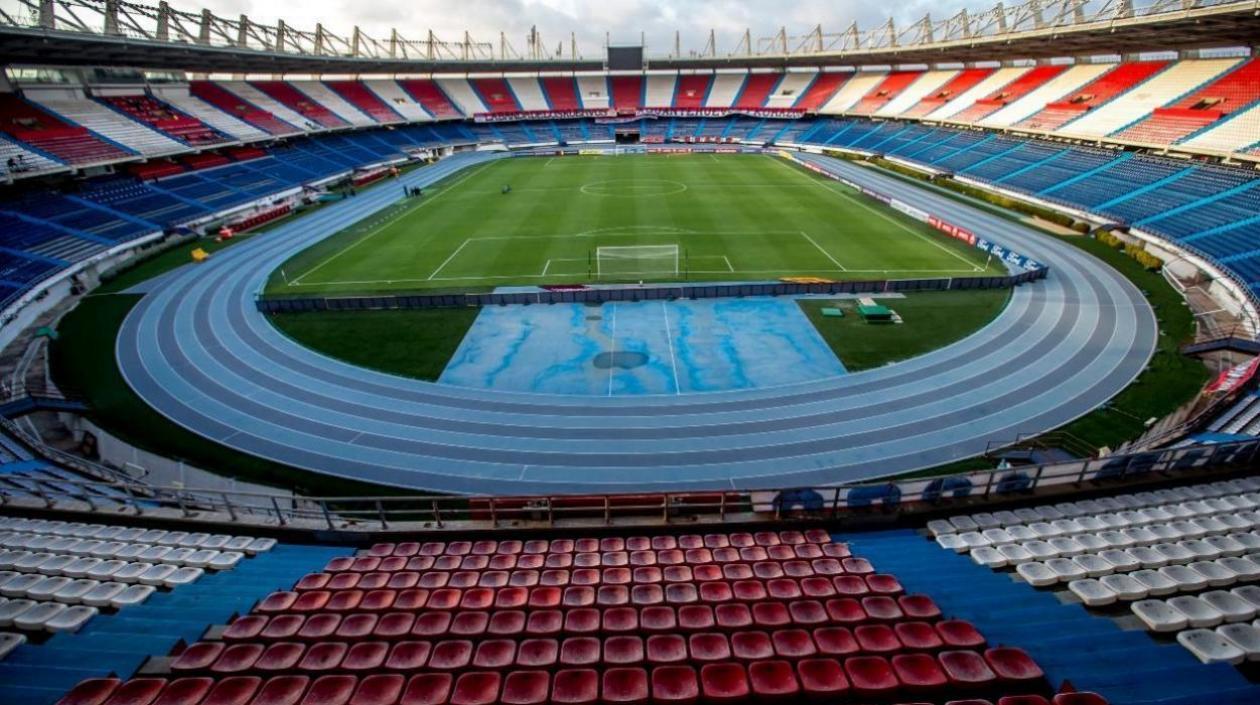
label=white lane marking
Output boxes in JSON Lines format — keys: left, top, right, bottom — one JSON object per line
{"left": 661, "top": 301, "right": 681, "bottom": 395}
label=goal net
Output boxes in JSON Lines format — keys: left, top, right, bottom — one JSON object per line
{"left": 595, "top": 245, "right": 680, "bottom": 279}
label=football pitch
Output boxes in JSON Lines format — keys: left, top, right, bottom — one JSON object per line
{"left": 266, "top": 153, "right": 998, "bottom": 295}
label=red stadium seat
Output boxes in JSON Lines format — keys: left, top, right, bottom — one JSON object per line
{"left": 215, "top": 644, "right": 268, "bottom": 674}
{"left": 732, "top": 581, "right": 767, "bottom": 602}
{"left": 154, "top": 678, "right": 213, "bottom": 705}
{"left": 833, "top": 576, "right": 870, "bottom": 597}
{"left": 699, "top": 663, "right": 749, "bottom": 703}
{"left": 748, "top": 660, "right": 800, "bottom": 698}
{"left": 488, "top": 611, "right": 526, "bottom": 637}
{"left": 940, "top": 650, "right": 999, "bottom": 688}
{"left": 400, "top": 674, "right": 452, "bottom": 705}
{"left": 551, "top": 539, "right": 575, "bottom": 554}
{"left": 662, "top": 566, "right": 692, "bottom": 583}
{"left": 714, "top": 604, "right": 752, "bottom": 631}
{"left": 783, "top": 561, "right": 813, "bottom": 578}
{"left": 813, "top": 627, "right": 860, "bottom": 657}
{"left": 299, "top": 675, "right": 352, "bottom": 705}
{"left": 342, "top": 642, "right": 388, "bottom": 672}
{"left": 494, "top": 587, "right": 527, "bottom": 609}
{"left": 224, "top": 616, "right": 268, "bottom": 641}
{"left": 563, "top": 609, "right": 599, "bottom": 636}
{"left": 297, "top": 643, "right": 347, "bottom": 673}
{"left": 755, "top": 532, "right": 782, "bottom": 547}
{"left": 419, "top": 573, "right": 449, "bottom": 589}
{"left": 509, "top": 571, "right": 538, "bottom": 587}
{"left": 572, "top": 570, "right": 600, "bottom": 586}
{"left": 985, "top": 648, "right": 1045, "bottom": 686}
{"left": 326, "top": 592, "right": 365, "bottom": 612}
{"left": 899, "top": 595, "right": 941, "bottom": 620}
{"left": 597, "top": 586, "right": 630, "bottom": 607}
{"left": 296, "top": 574, "right": 332, "bottom": 591}
{"left": 349, "top": 675, "right": 404, "bottom": 705}
{"left": 360, "top": 590, "right": 397, "bottom": 611}
{"left": 800, "top": 577, "right": 836, "bottom": 598}
{"left": 893, "top": 653, "right": 948, "bottom": 691}
{"left": 855, "top": 624, "right": 902, "bottom": 654}
{"left": 551, "top": 669, "right": 598, "bottom": 705}
{"left": 646, "top": 634, "right": 687, "bottom": 665}
{"left": 527, "top": 610, "right": 564, "bottom": 636}
{"left": 97, "top": 679, "right": 166, "bottom": 705}
{"left": 565, "top": 587, "right": 596, "bottom": 608}
{"left": 428, "top": 590, "right": 461, "bottom": 610}
{"left": 796, "top": 658, "right": 850, "bottom": 698}
{"left": 603, "top": 607, "right": 639, "bottom": 634}
{"left": 698, "top": 582, "right": 732, "bottom": 603}
{"left": 450, "top": 673, "right": 499, "bottom": 705}
{"left": 688, "top": 566, "right": 719, "bottom": 583}
{"left": 631, "top": 585, "right": 663, "bottom": 607}
{"left": 751, "top": 602, "right": 790, "bottom": 629}
{"left": 640, "top": 606, "right": 677, "bottom": 633}
{"left": 601, "top": 668, "right": 649, "bottom": 705}
{"left": 824, "top": 599, "right": 866, "bottom": 624}
{"left": 604, "top": 568, "right": 632, "bottom": 585}
{"left": 895, "top": 622, "right": 944, "bottom": 651}
{"left": 862, "top": 597, "right": 903, "bottom": 622}
{"left": 844, "top": 656, "right": 899, "bottom": 698}
{"left": 250, "top": 674, "right": 307, "bottom": 705}
{"left": 730, "top": 631, "right": 773, "bottom": 661}
{"left": 202, "top": 677, "right": 262, "bottom": 705}
{"left": 298, "top": 615, "right": 341, "bottom": 641}
{"left": 542, "top": 570, "right": 571, "bottom": 587}
{"left": 688, "top": 633, "right": 731, "bottom": 662}
{"left": 1051, "top": 694, "right": 1109, "bottom": 705}
{"left": 604, "top": 635, "right": 645, "bottom": 666}
{"left": 722, "top": 565, "right": 752, "bottom": 581}
{"left": 937, "top": 621, "right": 986, "bottom": 649}
{"left": 472, "top": 640, "right": 515, "bottom": 669}
{"left": 754, "top": 562, "right": 784, "bottom": 580}
{"left": 518, "top": 555, "right": 543, "bottom": 571}
{"left": 373, "top": 613, "right": 415, "bottom": 640}
{"left": 173, "top": 642, "right": 225, "bottom": 671}
{"left": 335, "top": 614, "right": 378, "bottom": 640}
{"left": 789, "top": 600, "right": 828, "bottom": 626}
{"left": 771, "top": 629, "right": 817, "bottom": 659}
{"left": 665, "top": 584, "right": 698, "bottom": 605}
{"left": 515, "top": 639, "right": 559, "bottom": 669}
{"left": 767, "top": 579, "right": 801, "bottom": 601}
{"left": 649, "top": 666, "right": 699, "bottom": 705}
{"left": 385, "top": 642, "right": 430, "bottom": 670}
{"left": 261, "top": 616, "right": 304, "bottom": 641}
{"left": 821, "top": 543, "right": 851, "bottom": 558}
{"left": 560, "top": 637, "right": 601, "bottom": 667}
{"left": 811, "top": 559, "right": 843, "bottom": 576}
{"left": 997, "top": 697, "right": 1051, "bottom": 705}
{"left": 651, "top": 537, "right": 678, "bottom": 551}
{"left": 500, "top": 672, "right": 549, "bottom": 705}
{"left": 394, "top": 590, "right": 429, "bottom": 610}
{"left": 675, "top": 606, "right": 715, "bottom": 634}
{"left": 633, "top": 567, "right": 662, "bottom": 584}
{"left": 450, "top": 612, "right": 489, "bottom": 638}
{"left": 428, "top": 641, "right": 473, "bottom": 671}
{"left": 866, "top": 575, "right": 904, "bottom": 595}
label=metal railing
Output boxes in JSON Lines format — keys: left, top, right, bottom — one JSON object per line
{"left": 2, "top": 438, "right": 1255, "bottom": 534}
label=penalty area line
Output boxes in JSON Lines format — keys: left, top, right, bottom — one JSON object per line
{"left": 428, "top": 239, "right": 472, "bottom": 280}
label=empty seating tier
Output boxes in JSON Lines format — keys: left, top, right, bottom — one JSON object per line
{"left": 98, "top": 94, "right": 231, "bottom": 147}
{"left": 55, "top": 529, "right": 1100, "bottom": 705}
{"left": 0, "top": 94, "right": 130, "bottom": 165}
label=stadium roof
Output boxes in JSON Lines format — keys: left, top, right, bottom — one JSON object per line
{"left": 0, "top": 0, "right": 1257, "bottom": 74}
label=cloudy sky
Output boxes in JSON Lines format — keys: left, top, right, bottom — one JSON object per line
{"left": 177, "top": 0, "right": 986, "bottom": 58}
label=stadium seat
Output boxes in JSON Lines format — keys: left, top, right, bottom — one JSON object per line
{"left": 698, "top": 663, "right": 749, "bottom": 703}
{"left": 985, "top": 647, "right": 1046, "bottom": 685}
{"left": 893, "top": 652, "right": 949, "bottom": 691}
{"left": 601, "top": 667, "right": 649, "bottom": 704}
{"left": 400, "top": 674, "right": 452, "bottom": 705}
{"left": 748, "top": 660, "right": 800, "bottom": 698}
{"left": 552, "top": 669, "right": 599, "bottom": 705}
{"left": 56, "top": 679, "right": 121, "bottom": 705}
{"left": 349, "top": 675, "right": 404, "bottom": 705}
{"left": 940, "top": 650, "right": 999, "bottom": 688}
{"left": 844, "top": 656, "right": 899, "bottom": 698}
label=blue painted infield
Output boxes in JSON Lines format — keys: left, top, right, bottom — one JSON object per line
{"left": 439, "top": 296, "right": 847, "bottom": 396}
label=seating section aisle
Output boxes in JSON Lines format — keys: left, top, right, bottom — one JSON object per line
{"left": 54, "top": 529, "right": 1105, "bottom": 705}
{"left": 923, "top": 476, "right": 1260, "bottom": 703}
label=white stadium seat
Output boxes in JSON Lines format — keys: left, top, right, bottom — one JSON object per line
{"left": 1217, "top": 623, "right": 1260, "bottom": 661}
{"left": 1177, "top": 629, "right": 1246, "bottom": 665}
{"left": 1133, "top": 599, "right": 1191, "bottom": 632}
{"left": 1168, "top": 596, "right": 1225, "bottom": 628}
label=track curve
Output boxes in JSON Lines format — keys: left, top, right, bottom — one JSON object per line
{"left": 115, "top": 152, "right": 1158, "bottom": 494}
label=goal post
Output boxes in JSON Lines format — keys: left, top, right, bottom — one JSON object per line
{"left": 594, "top": 244, "right": 680, "bottom": 279}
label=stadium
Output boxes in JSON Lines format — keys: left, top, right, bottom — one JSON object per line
{"left": 0, "top": 0, "right": 1258, "bottom": 702}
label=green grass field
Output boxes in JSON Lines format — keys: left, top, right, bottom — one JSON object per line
{"left": 266, "top": 154, "right": 997, "bottom": 296}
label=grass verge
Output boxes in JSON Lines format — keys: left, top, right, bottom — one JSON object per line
{"left": 267, "top": 308, "right": 480, "bottom": 382}
{"left": 797, "top": 289, "right": 1011, "bottom": 372}
{"left": 50, "top": 293, "right": 405, "bottom": 496}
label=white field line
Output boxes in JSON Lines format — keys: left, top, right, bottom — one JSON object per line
{"left": 800, "top": 231, "right": 847, "bottom": 272}
{"left": 722, "top": 256, "right": 735, "bottom": 273}
{"left": 291, "top": 162, "right": 492, "bottom": 285}
{"left": 464, "top": 230, "right": 804, "bottom": 242}
{"left": 661, "top": 301, "right": 681, "bottom": 395}
{"left": 286, "top": 266, "right": 982, "bottom": 286}
{"left": 427, "top": 239, "right": 472, "bottom": 280}
{"left": 540, "top": 259, "right": 551, "bottom": 276}
{"left": 768, "top": 156, "right": 987, "bottom": 272}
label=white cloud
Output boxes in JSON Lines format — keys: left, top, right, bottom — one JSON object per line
{"left": 177, "top": 0, "right": 988, "bottom": 58}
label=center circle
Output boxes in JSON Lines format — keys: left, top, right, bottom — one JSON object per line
{"left": 580, "top": 179, "right": 688, "bottom": 197}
